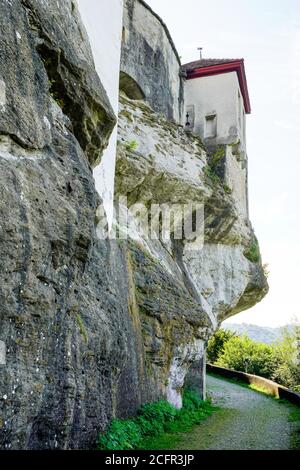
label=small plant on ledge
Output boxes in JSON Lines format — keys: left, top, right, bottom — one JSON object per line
{"left": 223, "top": 184, "right": 233, "bottom": 194}
{"left": 244, "top": 237, "right": 260, "bottom": 263}
{"left": 125, "top": 139, "right": 138, "bottom": 151}
{"left": 204, "top": 164, "right": 221, "bottom": 185}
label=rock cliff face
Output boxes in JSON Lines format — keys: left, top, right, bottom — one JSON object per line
{"left": 0, "top": 0, "right": 268, "bottom": 450}
{"left": 0, "top": 0, "right": 123, "bottom": 450}
{"left": 115, "top": 94, "right": 268, "bottom": 407}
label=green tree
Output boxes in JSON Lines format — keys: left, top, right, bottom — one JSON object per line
{"left": 272, "top": 324, "right": 300, "bottom": 390}
{"left": 216, "top": 335, "right": 275, "bottom": 378}
{"left": 207, "top": 328, "right": 236, "bottom": 364}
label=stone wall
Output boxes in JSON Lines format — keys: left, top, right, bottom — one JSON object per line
{"left": 207, "top": 364, "right": 300, "bottom": 406}
{"left": 121, "top": 0, "right": 184, "bottom": 123}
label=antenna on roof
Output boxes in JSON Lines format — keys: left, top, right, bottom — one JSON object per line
{"left": 197, "top": 47, "right": 203, "bottom": 60}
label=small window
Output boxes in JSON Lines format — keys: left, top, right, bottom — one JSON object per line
{"left": 185, "top": 105, "right": 195, "bottom": 131}
{"left": 122, "top": 27, "right": 126, "bottom": 43}
{"left": 205, "top": 114, "right": 217, "bottom": 138}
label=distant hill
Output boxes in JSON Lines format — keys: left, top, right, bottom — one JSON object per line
{"left": 221, "top": 322, "right": 290, "bottom": 344}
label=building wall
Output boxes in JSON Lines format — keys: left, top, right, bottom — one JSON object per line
{"left": 185, "top": 71, "right": 248, "bottom": 217}
{"left": 77, "top": 0, "right": 124, "bottom": 227}
{"left": 185, "top": 72, "right": 246, "bottom": 150}
{"left": 224, "top": 145, "right": 248, "bottom": 217}
{"left": 121, "top": 0, "right": 184, "bottom": 123}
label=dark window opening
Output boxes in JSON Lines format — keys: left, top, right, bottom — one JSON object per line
{"left": 119, "top": 71, "right": 145, "bottom": 100}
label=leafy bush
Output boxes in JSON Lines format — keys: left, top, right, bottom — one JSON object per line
{"left": 207, "top": 328, "right": 236, "bottom": 364}
{"left": 271, "top": 326, "right": 300, "bottom": 390}
{"left": 97, "top": 419, "right": 141, "bottom": 450}
{"left": 165, "top": 390, "right": 213, "bottom": 433}
{"left": 204, "top": 165, "right": 221, "bottom": 184}
{"left": 97, "top": 389, "right": 215, "bottom": 450}
{"left": 210, "top": 146, "right": 226, "bottom": 168}
{"left": 223, "top": 184, "right": 232, "bottom": 194}
{"left": 216, "top": 335, "right": 275, "bottom": 378}
{"left": 209, "top": 325, "right": 300, "bottom": 392}
{"left": 137, "top": 401, "right": 177, "bottom": 437}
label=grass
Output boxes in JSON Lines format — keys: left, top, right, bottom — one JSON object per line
{"left": 280, "top": 400, "right": 300, "bottom": 449}
{"left": 96, "top": 389, "right": 217, "bottom": 450}
{"left": 287, "top": 406, "right": 300, "bottom": 422}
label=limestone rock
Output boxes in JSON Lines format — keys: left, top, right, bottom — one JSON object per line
{"left": 115, "top": 94, "right": 268, "bottom": 403}
{"left": 0, "top": 0, "right": 119, "bottom": 450}
{"left": 0, "top": 1, "right": 268, "bottom": 451}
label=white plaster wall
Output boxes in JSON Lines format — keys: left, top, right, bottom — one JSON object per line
{"left": 185, "top": 72, "right": 246, "bottom": 149}
{"left": 76, "top": 0, "right": 123, "bottom": 227}
{"left": 225, "top": 146, "right": 248, "bottom": 217}
{"left": 185, "top": 72, "right": 248, "bottom": 216}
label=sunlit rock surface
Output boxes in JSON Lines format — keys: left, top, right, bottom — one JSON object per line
{"left": 115, "top": 94, "right": 268, "bottom": 406}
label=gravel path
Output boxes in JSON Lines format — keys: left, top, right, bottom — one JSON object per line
{"left": 174, "top": 375, "right": 300, "bottom": 450}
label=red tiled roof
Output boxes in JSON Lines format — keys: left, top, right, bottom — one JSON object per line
{"left": 182, "top": 58, "right": 251, "bottom": 114}
{"left": 182, "top": 58, "right": 241, "bottom": 71}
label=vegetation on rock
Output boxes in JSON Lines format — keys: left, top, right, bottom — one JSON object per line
{"left": 96, "top": 389, "right": 216, "bottom": 450}
{"left": 244, "top": 237, "right": 261, "bottom": 263}
{"left": 125, "top": 139, "right": 138, "bottom": 151}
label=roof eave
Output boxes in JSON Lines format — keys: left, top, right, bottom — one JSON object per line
{"left": 185, "top": 60, "right": 251, "bottom": 114}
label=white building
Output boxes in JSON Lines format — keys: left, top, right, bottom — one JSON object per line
{"left": 182, "top": 59, "right": 251, "bottom": 217}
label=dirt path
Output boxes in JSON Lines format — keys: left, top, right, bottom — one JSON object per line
{"left": 174, "top": 375, "right": 300, "bottom": 450}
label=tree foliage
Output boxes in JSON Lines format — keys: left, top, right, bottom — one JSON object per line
{"left": 209, "top": 325, "right": 300, "bottom": 391}
{"left": 215, "top": 335, "right": 275, "bottom": 378}
{"left": 207, "top": 328, "right": 236, "bottom": 364}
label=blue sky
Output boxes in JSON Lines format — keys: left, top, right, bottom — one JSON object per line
{"left": 147, "top": 0, "right": 300, "bottom": 327}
